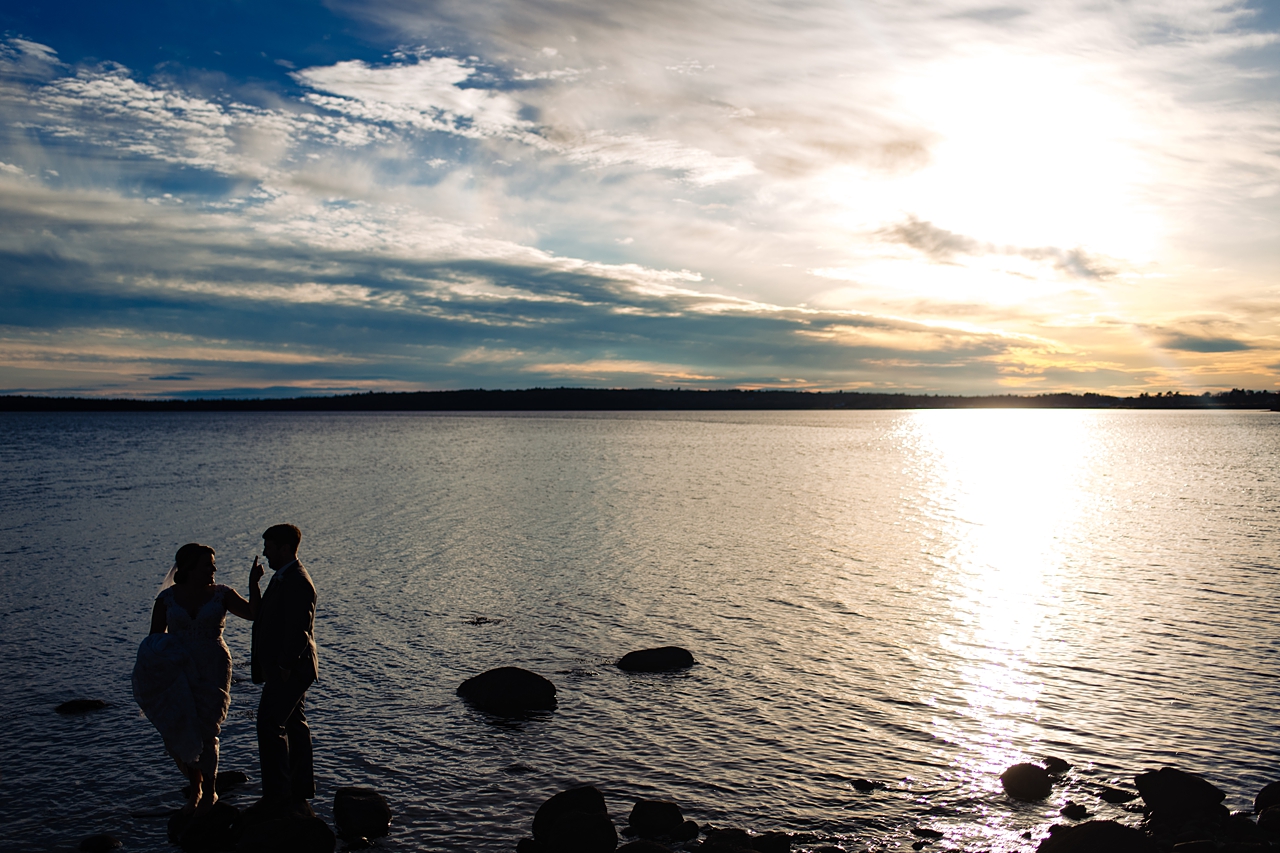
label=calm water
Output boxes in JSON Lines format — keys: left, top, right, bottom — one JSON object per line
{"left": 1, "top": 410, "right": 1279, "bottom": 852}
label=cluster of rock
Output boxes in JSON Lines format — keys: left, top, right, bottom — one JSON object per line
{"left": 514, "top": 785, "right": 788, "bottom": 853}
{"left": 88, "top": 778, "right": 393, "bottom": 853}
{"left": 994, "top": 760, "right": 1280, "bottom": 853}
{"left": 456, "top": 646, "right": 696, "bottom": 713}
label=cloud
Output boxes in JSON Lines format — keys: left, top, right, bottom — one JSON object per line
{"left": 881, "top": 216, "right": 1115, "bottom": 279}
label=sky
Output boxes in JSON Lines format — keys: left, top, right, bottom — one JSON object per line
{"left": 1, "top": 0, "right": 1278, "bottom": 398}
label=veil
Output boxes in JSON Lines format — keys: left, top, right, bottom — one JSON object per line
{"left": 157, "top": 563, "right": 179, "bottom": 595}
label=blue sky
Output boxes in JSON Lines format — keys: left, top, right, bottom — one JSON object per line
{"left": 1, "top": 0, "right": 1278, "bottom": 397}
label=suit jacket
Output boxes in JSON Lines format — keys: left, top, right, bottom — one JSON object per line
{"left": 251, "top": 560, "right": 319, "bottom": 685}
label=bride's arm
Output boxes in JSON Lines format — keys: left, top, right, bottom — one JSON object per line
{"left": 149, "top": 597, "right": 167, "bottom": 634}
{"left": 224, "top": 586, "right": 254, "bottom": 620}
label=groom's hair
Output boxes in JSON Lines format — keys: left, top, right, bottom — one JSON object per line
{"left": 263, "top": 523, "right": 302, "bottom": 551}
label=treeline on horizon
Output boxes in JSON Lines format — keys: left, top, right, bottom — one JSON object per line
{"left": 1, "top": 387, "right": 1278, "bottom": 412}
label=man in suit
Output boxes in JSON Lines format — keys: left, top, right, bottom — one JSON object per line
{"left": 249, "top": 523, "right": 318, "bottom": 806}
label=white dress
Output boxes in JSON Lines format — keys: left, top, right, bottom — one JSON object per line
{"left": 132, "top": 585, "right": 234, "bottom": 765}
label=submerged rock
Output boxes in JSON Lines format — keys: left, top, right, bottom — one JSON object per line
{"left": 1059, "top": 801, "right": 1089, "bottom": 820}
{"left": 334, "top": 786, "right": 392, "bottom": 841}
{"left": 78, "top": 834, "right": 122, "bottom": 852}
{"left": 1098, "top": 786, "right": 1139, "bottom": 804}
{"left": 1000, "top": 763, "right": 1052, "bottom": 801}
{"left": 457, "top": 667, "right": 557, "bottom": 712}
{"left": 56, "top": 699, "right": 108, "bottom": 714}
{"left": 1043, "top": 756, "right": 1072, "bottom": 775}
{"left": 1035, "top": 819, "right": 1155, "bottom": 852}
{"left": 851, "top": 779, "right": 886, "bottom": 792}
{"left": 617, "top": 647, "right": 695, "bottom": 673}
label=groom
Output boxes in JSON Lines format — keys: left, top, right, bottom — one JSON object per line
{"left": 249, "top": 523, "right": 318, "bottom": 807}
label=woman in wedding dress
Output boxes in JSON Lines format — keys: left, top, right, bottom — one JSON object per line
{"left": 132, "top": 543, "right": 256, "bottom": 813}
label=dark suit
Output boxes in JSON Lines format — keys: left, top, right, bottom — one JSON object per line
{"left": 251, "top": 560, "right": 318, "bottom": 800}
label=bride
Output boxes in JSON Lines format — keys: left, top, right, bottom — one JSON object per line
{"left": 132, "top": 543, "right": 256, "bottom": 813}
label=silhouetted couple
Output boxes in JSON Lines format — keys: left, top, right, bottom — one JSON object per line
{"left": 132, "top": 524, "right": 318, "bottom": 816}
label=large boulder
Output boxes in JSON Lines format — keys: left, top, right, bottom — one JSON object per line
{"left": 1256, "top": 781, "right": 1280, "bottom": 814}
{"left": 457, "top": 667, "right": 557, "bottom": 712}
{"left": 533, "top": 786, "right": 617, "bottom": 853}
{"left": 168, "top": 801, "right": 239, "bottom": 852}
{"left": 1134, "top": 768, "right": 1225, "bottom": 816}
{"left": 1000, "top": 763, "right": 1052, "bottom": 801}
{"left": 333, "top": 787, "right": 391, "bottom": 841}
{"left": 1035, "top": 820, "right": 1154, "bottom": 852}
{"left": 617, "top": 647, "right": 695, "bottom": 673}
{"left": 628, "top": 801, "right": 684, "bottom": 839}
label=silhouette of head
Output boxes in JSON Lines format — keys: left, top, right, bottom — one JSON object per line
{"left": 262, "top": 523, "right": 301, "bottom": 569}
{"left": 173, "top": 543, "right": 216, "bottom": 585}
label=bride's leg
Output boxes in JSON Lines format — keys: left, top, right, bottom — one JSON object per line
{"left": 185, "top": 764, "right": 202, "bottom": 813}
{"left": 195, "top": 737, "right": 219, "bottom": 813}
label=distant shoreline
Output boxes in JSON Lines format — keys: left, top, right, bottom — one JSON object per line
{"left": 2, "top": 388, "right": 1278, "bottom": 412}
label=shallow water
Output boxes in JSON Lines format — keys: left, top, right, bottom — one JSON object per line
{"left": 1, "top": 410, "right": 1278, "bottom": 852}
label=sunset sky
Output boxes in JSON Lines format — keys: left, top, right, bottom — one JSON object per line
{"left": 1, "top": 0, "right": 1278, "bottom": 397}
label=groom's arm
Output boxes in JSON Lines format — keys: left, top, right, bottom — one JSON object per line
{"left": 273, "top": 576, "right": 317, "bottom": 679}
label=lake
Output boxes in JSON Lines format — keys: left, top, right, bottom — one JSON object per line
{"left": 1, "top": 409, "right": 1278, "bottom": 852}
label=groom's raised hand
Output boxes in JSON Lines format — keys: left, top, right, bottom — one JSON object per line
{"left": 250, "top": 555, "right": 265, "bottom": 586}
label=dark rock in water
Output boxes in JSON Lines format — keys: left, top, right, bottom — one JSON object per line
{"left": 1135, "top": 767, "right": 1225, "bottom": 816}
{"left": 1034, "top": 819, "right": 1155, "bottom": 852}
{"left": 1256, "top": 781, "right": 1280, "bottom": 814}
{"left": 167, "top": 800, "right": 238, "bottom": 852}
{"left": 1257, "top": 805, "right": 1280, "bottom": 832}
{"left": 333, "top": 786, "right": 392, "bottom": 841}
{"left": 1098, "top": 786, "right": 1139, "bottom": 804}
{"left": 457, "top": 667, "right": 557, "bottom": 712}
{"left": 617, "top": 647, "right": 695, "bottom": 673}
{"left": 217, "top": 770, "right": 249, "bottom": 791}
{"left": 1043, "top": 756, "right": 1072, "bottom": 775}
{"left": 851, "top": 778, "right": 886, "bottom": 792}
{"left": 1059, "top": 801, "right": 1089, "bottom": 820}
{"left": 517, "top": 838, "right": 543, "bottom": 853}
{"left": 751, "top": 832, "right": 790, "bottom": 853}
{"left": 533, "top": 786, "right": 616, "bottom": 853}
{"left": 1000, "top": 763, "right": 1052, "bottom": 801}
{"left": 701, "top": 828, "right": 753, "bottom": 852}
{"left": 628, "top": 801, "right": 683, "bottom": 839}
{"left": 78, "top": 834, "right": 122, "bottom": 852}
{"left": 911, "top": 827, "right": 943, "bottom": 839}
{"left": 674, "top": 821, "right": 700, "bottom": 842}
{"left": 618, "top": 842, "right": 672, "bottom": 853}
{"left": 237, "top": 814, "right": 336, "bottom": 853}
{"left": 56, "top": 699, "right": 108, "bottom": 714}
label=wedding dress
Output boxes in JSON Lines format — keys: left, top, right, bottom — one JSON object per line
{"left": 132, "top": 585, "right": 234, "bottom": 766}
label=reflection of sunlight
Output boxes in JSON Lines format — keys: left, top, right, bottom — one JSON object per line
{"left": 902, "top": 410, "right": 1099, "bottom": 792}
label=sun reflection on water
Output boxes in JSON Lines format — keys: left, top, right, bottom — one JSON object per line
{"left": 900, "top": 411, "right": 1102, "bottom": 797}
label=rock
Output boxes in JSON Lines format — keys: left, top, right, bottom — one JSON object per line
{"left": 1256, "top": 782, "right": 1280, "bottom": 814}
{"left": 701, "top": 829, "right": 753, "bottom": 852}
{"left": 236, "top": 815, "right": 336, "bottom": 853}
{"left": 618, "top": 842, "right": 673, "bottom": 853}
{"left": 218, "top": 770, "right": 249, "bottom": 791}
{"left": 674, "top": 821, "right": 700, "bottom": 842}
{"left": 1170, "top": 842, "right": 1215, "bottom": 852}
{"left": 751, "top": 832, "right": 790, "bottom": 853}
{"left": 1035, "top": 819, "right": 1156, "bottom": 852}
{"left": 851, "top": 779, "right": 886, "bottom": 792}
{"left": 79, "top": 834, "right": 122, "bottom": 852}
{"left": 628, "top": 801, "right": 684, "bottom": 839}
{"left": 1000, "top": 763, "right": 1052, "bottom": 801}
{"left": 1043, "top": 757, "right": 1072, "bottom": 775}
{"left": 333, "top": 786, "right": 392, "bottom": 841}
{"left": 167, "top": 800, "right": 239, "bottom": 852}
{"left": 1135, "top": 768, "right": 1225, "bottom": 817}
{"left": 457, "top": 667, "right": 557, "bottom": 712}
{"left": 56, "top": 699, "right": 108, "bottom": 714}
{"left": 617, "top": 647, "right": 695, "bottom": 673}
{"left": 533, "top": 786, "right": 616, "bottom": 853}
{"left": 1099, "top": 786, "right": 1139, "bottom": 804}
{"left": 1060, "top": 801, "right": 1089, "bottom": 820}
{"left": 1257, "top": 805, "right": 1280, "bottom": 832}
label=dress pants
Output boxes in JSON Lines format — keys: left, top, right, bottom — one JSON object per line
{"left": 257, "top": 668, "right": 315, "bottom": 800}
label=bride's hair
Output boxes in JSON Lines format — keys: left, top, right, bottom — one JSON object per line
{"left": 173, "top": 543, "right": 215, "bottom": 585}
